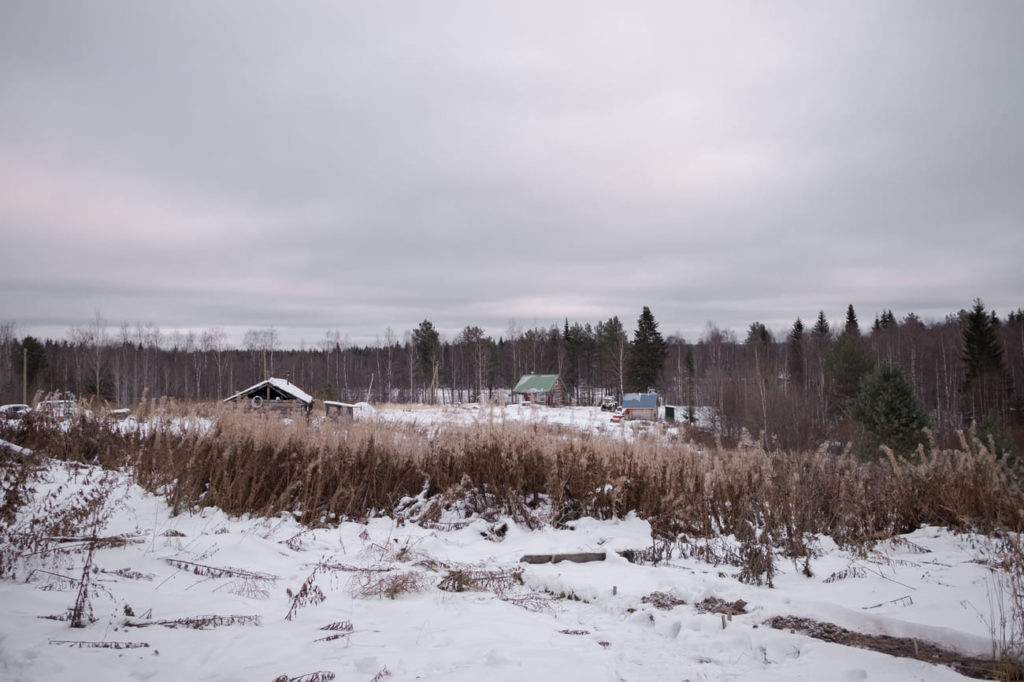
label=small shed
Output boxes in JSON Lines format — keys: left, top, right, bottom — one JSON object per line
{"left": 512, "top": 374, "right": 567, "bottom": 407}
{"left": 224, "top": 378, "right": 314, "bottom": 415}
{"left": 621, "top": 393, "right": 658, "bottom": 420}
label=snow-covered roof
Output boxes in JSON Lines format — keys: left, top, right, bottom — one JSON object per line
{"left": 223, "top": 378, "right": 314, "bottom": 405}
{"left": 622, "top": 393, "right": 658, "bottom": 409}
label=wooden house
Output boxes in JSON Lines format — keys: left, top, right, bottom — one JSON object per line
{"left": 224, "top": 378, "right": 314, "bottom": 415}
{"left": 512, "top": 374, "right": 567, "bottom": 407}
{"left": 621, "top": 393, "right": 658, "bottom": 420}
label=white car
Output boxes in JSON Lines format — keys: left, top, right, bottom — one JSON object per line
{"left": 35, "top": 400, "right": 79, "bottom": 420}
{"left": 0, "top": 404, "right": 31, "bottom": 420}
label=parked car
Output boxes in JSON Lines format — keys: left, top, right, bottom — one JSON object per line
{"left": 0, "top": 404, "right": 30, "bottom": 420}
{"left": 599, "top": 397, "right": 618, "bottom": 412}
{"left": 35, "top": 399, "right": 79, "bottom": 421}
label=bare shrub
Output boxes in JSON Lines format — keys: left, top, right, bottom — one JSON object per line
{"left": 126, "top": 614, "right": 261, "bottom": 629}
{"left": 163, "top": 557, "right": 277, "bottom": 600}
{"left": 49, "top": 640, "right": 149, "bottom": 649}
{"left": 437, "top": 567, "right": 522, "bottom": 595}
{"left": 320, "top": 620, "right": 354, "bottom": 632}
{"left": 165, "top": 558, "right": 277, "bottom": 582}
{"left": 350, "top": 569, "right": 428, "bottom": 599}
{"left": 69, "top": 536, "right": 98, "bottom": 628}
{"left": 286, "top": 566, "right": 327, "bottom": 621}
{"left": 273, "top": 672, "right": 335, "bottom": 682}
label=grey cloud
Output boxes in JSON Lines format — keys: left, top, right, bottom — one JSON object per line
{"left": 2, "top": 1, "right": 1022, "bottom": 347}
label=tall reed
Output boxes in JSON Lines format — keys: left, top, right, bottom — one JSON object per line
{"left": 4, "top": 403, "right": 1022, "bottom": 550}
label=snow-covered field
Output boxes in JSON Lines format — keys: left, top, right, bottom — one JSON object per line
{"left": 376, "top": 403, "right": 624, "bottom": 430}
{"left": 369, "top": 403, "right": 718, "bottom": 442}
{"left": 0, "top": 407, "right": 1013, "bottom": 681}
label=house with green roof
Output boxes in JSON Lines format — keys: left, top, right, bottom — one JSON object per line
{"left": 512, "top": 373, "right": 567, "bottom": 407}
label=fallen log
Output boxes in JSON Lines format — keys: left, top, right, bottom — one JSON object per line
{"left": 520, "top": 552, "right": 606, "bottom": 565}
{"left": 0, "top": 438, "right": 33, "bottom": 456}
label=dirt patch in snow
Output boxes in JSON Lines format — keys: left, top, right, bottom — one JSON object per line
{"left": 766, "top": 615, "right": 996, "bottom": 679}
{"left": 641, "top": 591, "right": 686, "bottom": 610}
{"left": 696, "top": 597, "right": 747, "bottom": 616}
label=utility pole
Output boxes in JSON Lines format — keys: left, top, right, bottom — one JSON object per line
{"left": 23, "top": 346, "right": 28, "bottom": 405}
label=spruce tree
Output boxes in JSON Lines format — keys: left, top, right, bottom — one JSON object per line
{"left": 823, "top": 329, "right": 874, "bottom": 414}
{"left": 849, "top": 363, "right": 930, "bottom": 458}
{"left": 844, "top": 304, "right": 860, "bottom": 336}
{"left": 961, "top": 298, "right": 1008, "bottom": 424}
{"left": 812, "top": 311, "right": 830, "bottom": 339}
{"left": 788, "top": 318, "right": 805, "bottom": 386}
{"left": 626, "top": 306, "right": 667, "bottom": 393}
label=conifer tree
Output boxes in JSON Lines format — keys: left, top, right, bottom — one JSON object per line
{"left": 597, "top": 316, "right": 629, "bottom": 399}
{"left": 788, "top": 318, "right": 805, "bottom": 386}
{"left": 412, "top": 319, "right": 440, "bottom": 401}
{"left": 844, "top": 304, "right": 860, "bottom": 336}
{"left": 812, "top": 311, "right": 830, "bottom": 339}
{"left": 849, "top": 363, "right": 930, "bottom": 458}
{"left": 626, "top": 306, "right": 667, "bottom": 393}
{"left": 745, "top": 322, "right": 770, "bottom": 348}
{"left": 961, "top": 299, "right": 1008, "bottom": 423}
{"left": 823, "top": 326, "right": 874, "bottom": 415}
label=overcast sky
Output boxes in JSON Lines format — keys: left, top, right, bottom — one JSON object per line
{"left": 2, "top": 1, "right": 1021, "bottom": 348}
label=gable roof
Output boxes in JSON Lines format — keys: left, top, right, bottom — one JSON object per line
{"left": 223, "top": 378, "right": 314, "bottom": 405}
{"left": 512, "top": 374, "right": 560, "bottom": 394}
{"left": 622, "top": 393, "right": 658, "bottom": 409}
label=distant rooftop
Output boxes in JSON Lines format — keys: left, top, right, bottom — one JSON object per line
{"left": 223, "top": 377, "right": 314, "bottom": 405}
{"left": 622, "top": 393, "right": 657, "bottom": 409}
{"left": 512, "top": 374, "right": 560, "bottom": 393}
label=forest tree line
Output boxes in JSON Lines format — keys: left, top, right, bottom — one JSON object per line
{"left": 2, "top": 300, "right": 1022, "bottom": 453}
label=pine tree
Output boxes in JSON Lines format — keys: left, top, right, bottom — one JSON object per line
{"left": 961, "top": 298, "right": 1008, "bottom": 424}
{"left": 412, "top": 320, "right": 440, "bottom": 401}
{"left": 812, "top": 311, "right": 830, "bottom": 339}
{"left": 844, "top": 304, "right": 860, "bottom": 337}
{"left": 745, "top": 322, "right": 770, "bottom": 348}
{"left": 849, "top": 363, "right": 930, "bottom": 458}
{"left": 626, "top": 306, "right": 667, "bottom": 393}
{"left": 788, "top": 318, "right": 805, "bottom": 387}
{"left": 596, "top": 316, "right": 629, "bottom": 399}
{"left": 823, "top": 329, "right": 874, "bottom": 414}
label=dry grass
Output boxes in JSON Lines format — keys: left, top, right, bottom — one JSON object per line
{"left": 125, "top": 614, "right": 262, "bottom": 629}
{"left": 986, "top": 533, "right": 1024, "bottom": 680}
{"left": 349, "top": 569, "right": 429, "bottom": 600}
{"left": 4, "top": 401, "right": 1024, "bottom": 556}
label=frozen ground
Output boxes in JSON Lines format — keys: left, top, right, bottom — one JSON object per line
{"left": 0, "top": 450, "right": 1009, "bottom": 682}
